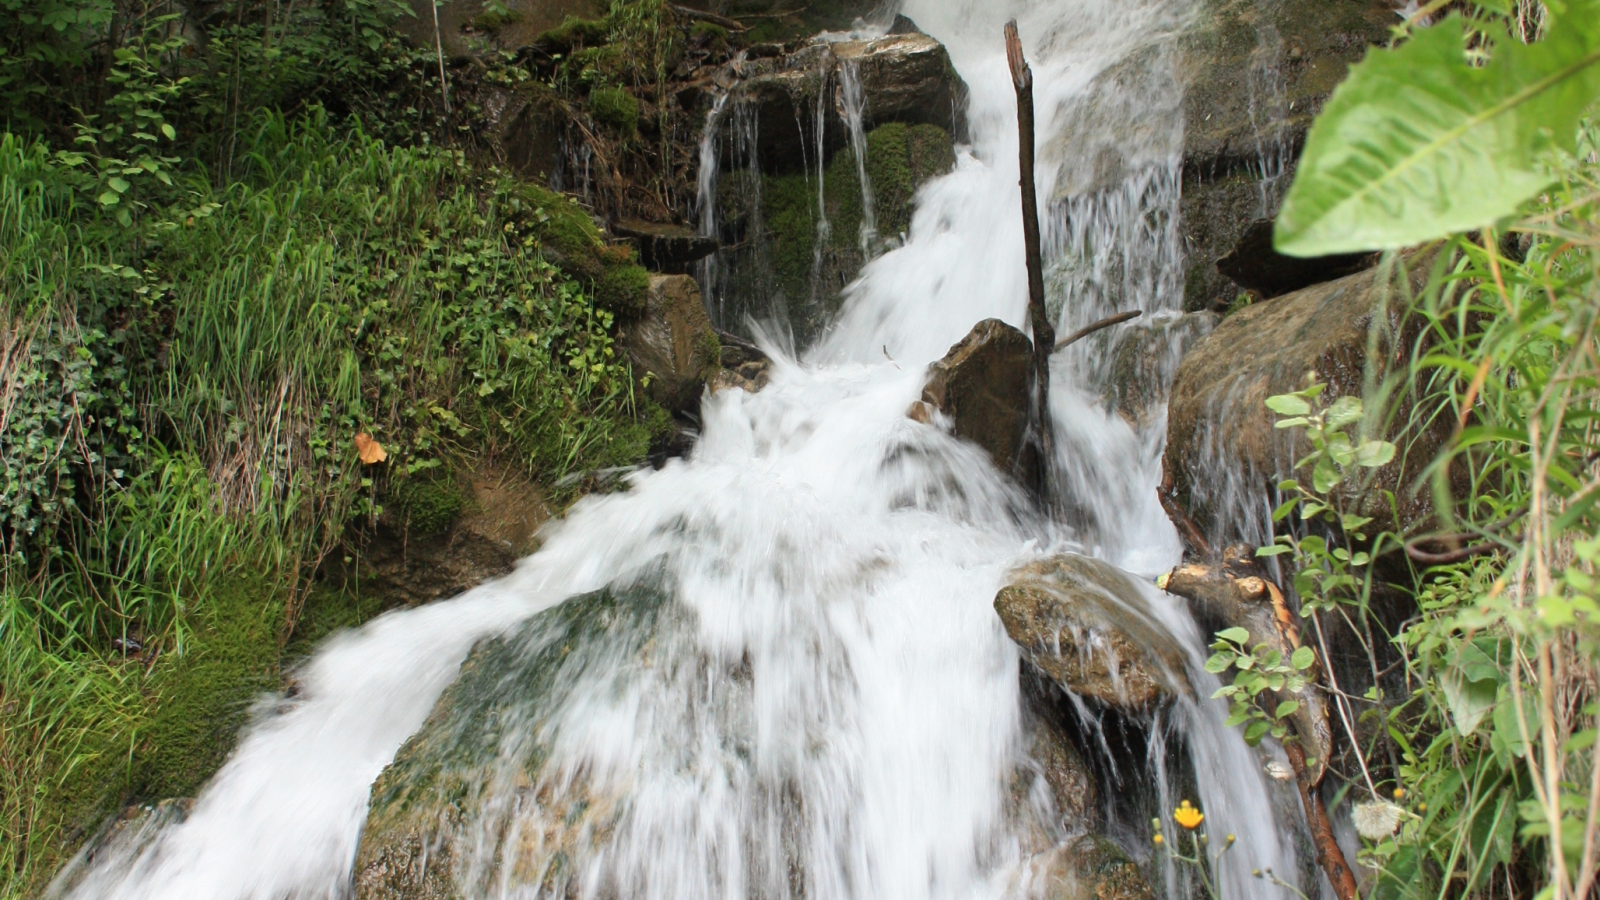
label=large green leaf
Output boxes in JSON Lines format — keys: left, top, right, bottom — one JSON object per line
{"left": 1275, "top": 1, "right": 1600, "bottom": 256}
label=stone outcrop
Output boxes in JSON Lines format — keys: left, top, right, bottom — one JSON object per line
{"left": 720, "top": 32, "right": 965, "bottom": 175}
{"left": 995, "top": 554, "right": 1188, "bottom": 710}
{"left": 909, "top": 319, "right": 1036, "bottom": 481}
{"left": 611, "top": 219, "right": 718, "bottom": 273}
{"left": 324, "top": 464, "right": 553, "bottom": 609}
{"left": 1177, "top": 0, "right": 1394, "bottom": 312}
{"left": 1164, "top": 255, "right": 1450, "bottom": 542}
{"left": 617, "top": 274, "right": 722, "bottom": 413}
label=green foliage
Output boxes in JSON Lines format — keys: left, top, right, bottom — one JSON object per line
{"left": 1275, "top": 0, "right": 1600, "bottom": 255}
{"left": 392, "top": 470, "right": 467, "bottom": 536}
{"left": 1206, "top": 629, "right": 1318, "bottom": 747}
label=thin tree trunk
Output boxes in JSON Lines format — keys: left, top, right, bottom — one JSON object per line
{"left": 1004, "top": 20, "right": 1055, "bottom": 492}
{"left": 1286, "top": 739, "right": 1361, "bottom": 900}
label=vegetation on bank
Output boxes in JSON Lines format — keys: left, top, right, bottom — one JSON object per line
{"left": 0, "top": 0, "right": 682, "bottom": 894}
{"left": 1187, "top": 2, "right": 1600, "bottom": 899}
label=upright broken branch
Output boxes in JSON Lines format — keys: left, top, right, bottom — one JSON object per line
{"left": 1005, "top": 20, "right": 1055, "bottom": 488}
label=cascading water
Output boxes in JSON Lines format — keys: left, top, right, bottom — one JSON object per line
{"left": 837, "top": 59, "right": 880, "bottom": 258}
{"left": 52, "top": 2, "right": 1316, "bottom": 899}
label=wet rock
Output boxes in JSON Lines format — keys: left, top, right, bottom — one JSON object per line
{"left": 1019, "top": 835, "right": 1158, "bottom": 900}
{"left": 354, "top": 585, "right": 668, "bottom": 900}
{"left": 1177, "top": 0, "right": 1394, "bottom": 312}
{"left": 1216, "top": 218, "right": 1377, "bottom": 299}
{"left": 611, "top": 219, "right": 719, "bottom": 272}
{"left": 994, "top": 554, "right": 1188, "bottom": 710}
{"left": 617, "top": 274, "right": 722, "bottom": 413}
{"left": 910, "top": 319, "right": 1035, "bottom": 480}
{"left": 710, "top": 330, "right": 773, "bottom": 394}
{"left": 1026, "top": 712, "right": 1100, "bottom": 833}
{"left": 1164, "top": 257, "right": 1449, "bottom": 542}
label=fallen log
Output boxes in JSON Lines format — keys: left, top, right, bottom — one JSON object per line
{"left": 1053, "top": 310, "right": 1141, "bottom": 350}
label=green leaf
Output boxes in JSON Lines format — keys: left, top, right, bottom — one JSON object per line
{"left": 1326, "top": 396, "right": 1363, "bottom": 429}
{"left": 1204, "top": 653, "right": 1233, "bottom": 674}
{"left": 1244, "top": 719, "right": 1272, "bottom": 745}
{"left": 1291, "top": 646, "right": 1317, "bottom": 670}
{"left": 1442, "top": 673, "right": 1500, "bottom": 736}
{"left": 1217, "top": 626, "right": 1250, "bottom": 645}
{"left": 1275, "top": 4, "right": 1600, "bottom": 255}
{"left": 161, "top": 122, "right": 176, "bottom": 140}
{"left": 1274, "top": 700, "right": 1301, "bottom": 719}
{"left": 1266, "top": 393, "right": 1311, "bottom": 416}
{"left": 97, "top": 190, "right": 120, "bottom": 206}
{"left": 107, "top": 176, "right": 129, "bottom": 193}
{"left": 1313, "top": 458, "right": 1341, "bottom": 493}
{"left": 1356, "top": 440, "right": 1397, "bottom": 468}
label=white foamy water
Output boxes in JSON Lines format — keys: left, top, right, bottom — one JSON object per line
{"left": 52, "top": 1, "right": 1310, "bottom": 898}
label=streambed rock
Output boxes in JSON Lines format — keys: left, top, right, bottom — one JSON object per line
{"left": 1019, "top": 836, "right": 1159, "bottom": 900}
{"left": 909, "top": 319, "right": 1036, "bottom": 482}
{"left": 994, "top": 554, "right": 1188, "bottom": 710}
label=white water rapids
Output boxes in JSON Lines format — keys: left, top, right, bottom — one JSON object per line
{"left": 52, "top": 1, "right": 1317, "bottom": 898}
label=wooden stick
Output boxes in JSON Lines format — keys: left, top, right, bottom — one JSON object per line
{"left": 1053, "top": 310, "right": 1142, "bottom": 350}
{"left": 670, "top": 4, "right": 751, "bottom": 32}
{"left": 1005, "top": 20, "right": 1055, "bottom": 488}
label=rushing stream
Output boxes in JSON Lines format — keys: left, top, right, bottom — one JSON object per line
{"left": 51, "top": 1, "right": 1317, "bottom": 898}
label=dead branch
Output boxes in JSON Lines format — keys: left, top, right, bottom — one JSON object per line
{"left": 1054, "top": 310, "right": 1142, "bottom": 350}
{"left": 1005, "top": 19, "right": 1055, "bottom": 490}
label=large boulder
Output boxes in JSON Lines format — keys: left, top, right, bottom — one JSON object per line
{"left": 354, "top": 584, "right": 667, "bottom": 900}
{"left": 994, "top": 554, "right": 1188, "bottom": 711}
{"left": 1104, "top": 311, "right": 1219, "bottom": 430}
{"left": 1164, "top": 257, "right": 1449, "bottom": 544}
{"left": 617, "top": 274, "right": 722, "bottom": 414}
{"left": 1216, "top": 218, "right": 1378, "bottom": 300}
{"left": 1177, "top": 0, "right": 1394, "bottom": 312}
{"left": 909, "top": 319, "right": 1036, "bottom": 482}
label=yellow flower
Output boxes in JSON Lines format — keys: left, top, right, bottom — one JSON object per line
{"left": 1174, "top": 800, "right": 1204, "bottom": 830}
{"left": 1392, "top": 787, "right": 1406, "bottom": 800}
{"left": 1152, "top": 833, "right": 1164, "bottom": 845}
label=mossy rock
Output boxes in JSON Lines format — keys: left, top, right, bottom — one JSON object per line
{"left": 588, "top": 85, "right": 639, "bottom": 134}
{"left": 514, "top": 184, "right": 649, "bottom": 320}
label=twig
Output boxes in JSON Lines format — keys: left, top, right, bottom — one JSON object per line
{"left": 1053, "top": 310, "right": 1142, "bottom": 350}
{"left": 1005, "top": 20, "right": 1055, "bottom": 489}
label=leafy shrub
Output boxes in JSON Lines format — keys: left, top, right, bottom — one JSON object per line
{"left": 590, "top": 84, "right": 640, "bottom": 133}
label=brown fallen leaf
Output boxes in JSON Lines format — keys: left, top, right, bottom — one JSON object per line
{"left": 354, "top": 432, "right": 387, "bottom": 465}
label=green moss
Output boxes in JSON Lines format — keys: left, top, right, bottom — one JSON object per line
{"left": 589, "top": 85, "right": 639, "bottom": 134}
{"left": 1224, "top": 292, "right": 1255, "bottom": 317}
{"left": 694, "top": 330, "right": 722, "bottom": 377}
{"left": 392, "top": 470, "right": 467, "bottom": 536}
{"left": 596, "top": 264, "right": 651, "bottom": 318}
{"left": 469, "top": 8, "right": 521, "bottom": 31}
{"left": 689, "top": 21, "right": 729, "bottom": 47}
{"left": 131, "top": 578, "right": 283, "bottom": 800}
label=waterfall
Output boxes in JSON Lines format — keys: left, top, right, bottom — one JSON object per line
{"left": 52, "top": 2, "right": 1315, "bottom": 899}
{"left": 837, "top": 59, "right": 880, "bottom": 259}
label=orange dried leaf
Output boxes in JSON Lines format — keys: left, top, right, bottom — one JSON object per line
{"left": 354, "top": 432, "right": 387, "bottom": 465}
